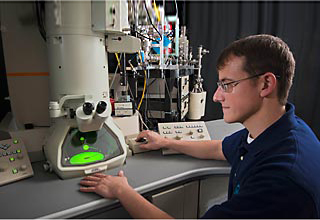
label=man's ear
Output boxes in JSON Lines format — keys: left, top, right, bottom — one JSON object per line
{"left": 260, "top": 72, "right": 277, "bottom": 97}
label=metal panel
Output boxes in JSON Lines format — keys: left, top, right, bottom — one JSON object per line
{"left": 152, "top": 185, "right": 184, "bottom": 218}
{"left": 198, "top": 175, "right": 229, "bottom": 217}
{"left": 152, "top": 181, "right": 199, "bottom": 218}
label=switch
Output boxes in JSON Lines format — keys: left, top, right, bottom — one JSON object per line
{"left": 20, "top": 164, "right": 27, "bottom": 171}
{"left": 12, "top": 168, "right": 18, "bottom": 174}
{"left": 188, "top": 131, "right": 193, "bottom": 135}
{"left": 17, "top": 153, "right": 24, "bottom": 160}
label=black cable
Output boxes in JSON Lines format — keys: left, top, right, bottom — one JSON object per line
{"left": 147, "top": 78, "right": 157, "bottom": 88}
{"left": 127, "top": 83, "right": 138, "bottom": 111}
{"left": 35, "top": 0, "right": 46, "bottom": 42}
{"left": 144, "top": 1, "right": 162, "bottom": 41}
{"left": 134, "top": 29, "right": 160, "bottom": 43}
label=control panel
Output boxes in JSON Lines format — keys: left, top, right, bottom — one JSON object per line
{"left": 158, "top": 121, "right": 211, "bottom": 155}
{"left": 125, "top": 133, "right": 150, "bottom": 154}
{"left": 0, "top": 138, "right": 34, "bottom": 186}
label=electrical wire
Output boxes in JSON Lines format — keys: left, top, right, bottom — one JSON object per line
{"left": 115, "top": 53, "right": 122, "bottom": 69}
{"left": 137, "top": 53, "right": 147, "bottom": 112}
{"left": 137, "top": 70, "right": 147, "bottom": 110}
{"left": 144, "top": 1, "right": 162, "bottom": 40}
{"left": 134, "top": 29, "right": 160, "bottom": 43}
{"left": 153, "top": 0, "right": 161, "bottom": 21}
{"left": 136, "top": 110, "right": 149, "bottom": 130}
{"left": 164, "top": 78, "right": 173, "bottom": 102}
{"left": 127, "top": 82, "right": 149, "bottom": 130}
{"left": 174, "top": 0, "right": 178, "bottom": 17}
{"left": 109, "top": 53, "right": 123, "bottom": 89}
{"left": 35, "top": 0, "right": 46, "bottom": 41}
{"left": 127, "top": 53, "right": 147, "bottom": 112}
{"left": 144, "top": 79, "right": 155, "bottom": 129}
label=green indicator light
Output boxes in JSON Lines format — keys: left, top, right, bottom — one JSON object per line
{"left": 9, "top": 157, "right": 15, "bottom": 162}
{"left": 70, "top": 152, "right": 104, "bottom": 165}
{"left": 17, "top": 149, "right": 21, "bottom": 153}
{"left": 13, "top": 139, "right": 19, "bottom": 144}
{"left": 80, "top": 137, "right": 85, "bottom": 141}
{"left": 12, "top": 168, "right": 18, "bottom": 174}
{"left": 83, "top": 145, "right": 90, "bottom": 151}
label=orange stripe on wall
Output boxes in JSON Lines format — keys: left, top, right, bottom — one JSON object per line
{"left": 6, "top": 72, "right": 49, "bottom": 77}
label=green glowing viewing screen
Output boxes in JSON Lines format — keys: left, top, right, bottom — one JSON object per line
{"left": 70, "top": 152, "right": 105, "bottom": 165}
{"left": 61, "top": 125, "right": 124, "bottom": 167}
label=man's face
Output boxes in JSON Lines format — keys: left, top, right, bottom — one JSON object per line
{"left": 213, "top": 56, "right": 262, "bottom": 124}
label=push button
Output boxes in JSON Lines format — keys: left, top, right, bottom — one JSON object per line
{"left": 197, "top": 128, "right": 203, "bottom": 133}
{"left": 20, "top": 164, "right": 27, "bottom": 171}
{"left": 17, "top": 153, "right": 24, "bottom": 160}
{"left": 9, "top": 157, "right": 15, "bottom": 162}
{"left": 12, "top": 168, "right": 18, "bottom": 174}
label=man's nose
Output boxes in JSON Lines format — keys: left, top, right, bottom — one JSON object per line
{"left": 213, "top": 86, "right": 224, "bottom": 102}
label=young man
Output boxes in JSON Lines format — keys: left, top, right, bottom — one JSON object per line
{"left": 80, "top": 34, "right": 320, "bottom": 218}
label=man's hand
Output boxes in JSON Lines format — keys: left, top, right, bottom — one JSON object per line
{"left": 79, "top": 170, "right": 131, "bottom": 199}
{"left": 136, "top": 130, "right": 169, "bottom": 150}
{"left": 79, "top": 170, "right": 174, "bottom": 219}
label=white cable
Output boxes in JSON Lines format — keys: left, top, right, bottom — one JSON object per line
{"left": 109, "top": 53, "right": 123, "bottom": 89}
{"left": 174, "top": 0, "right": 178, "bottom": 17}
{"left": 137, "top": 110, "right": 149, "bottom": 130}
{"left": 127, "top": 83, "right": 149, "bottom": 130}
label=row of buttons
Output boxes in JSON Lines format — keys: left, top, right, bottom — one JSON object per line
{"left": 186, "top": 124, "right": 203, "bottom": 128}
{"left": 0, "top": 149, "right": 21, "bottom": 157}
{"left": 165, "top": 129, "right": 204, "bottom": 135}
{"left": 0, "top": 139, "right": 19, "bottom": 151}
{"left": 173, "top": 134, "right": 206, "bottom": 140}
{"left": 162, "top": 125, "right": 203, "bottom": 129}
{"left": 0, "top": 144, "right": 11, "bottom": 151}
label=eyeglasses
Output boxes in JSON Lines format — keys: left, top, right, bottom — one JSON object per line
{"left": 216, "top": 73, "right": 267, "bottom": 93}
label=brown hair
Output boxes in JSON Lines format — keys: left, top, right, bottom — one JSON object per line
{"left": 217, "top": 34, "right": 295, "bottom": 105}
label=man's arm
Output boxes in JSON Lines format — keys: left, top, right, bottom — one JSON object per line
{"left": 136, "top": 130, "right": 226, "bottom": 160}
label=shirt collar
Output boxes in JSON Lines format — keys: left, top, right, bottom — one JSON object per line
{"left": 238, "top": 102, "right": 297, "bottom": 157}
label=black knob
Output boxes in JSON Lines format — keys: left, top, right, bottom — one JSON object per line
{"left": 83, "top": 102, "right": 94, "bottom": 115}
{"left": 96, "top": 101, "right": 107, "bottom": 114}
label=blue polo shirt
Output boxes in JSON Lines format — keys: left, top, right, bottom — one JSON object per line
{"left": 202, "top": 103, "right": 320, "bottom": 218}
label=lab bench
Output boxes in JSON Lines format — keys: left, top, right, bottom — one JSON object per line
{"left": 0, "top": 119, "right": 243, "bottom": 219}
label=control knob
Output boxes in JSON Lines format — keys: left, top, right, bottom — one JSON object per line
{"left": 20, "top": 164, "right": 27, "bottom": 171}
{"left": 17, "top": 153, "right": 24, "bottom": 160}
